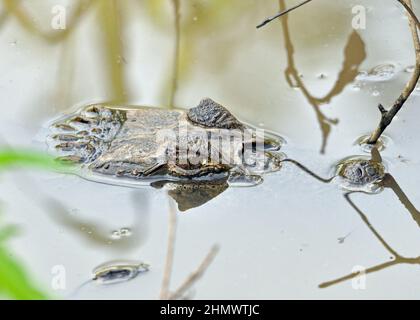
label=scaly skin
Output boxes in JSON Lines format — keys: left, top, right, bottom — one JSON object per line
{"left": 47, "top": 98, "right": 285, "bottom": 185}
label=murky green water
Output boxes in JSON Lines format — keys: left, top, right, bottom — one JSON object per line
{"left": 0, "top": 0, "right": 420, "bottom": 299}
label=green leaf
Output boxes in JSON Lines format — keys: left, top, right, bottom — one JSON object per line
{"left": 0, "top": 149, "right": 71, "bottom": 171}
{"left": 0, "top": 149, "right": 64, "bottom": 300}
{"left": 0, "top": 245, "right": 48, "bottom": 300}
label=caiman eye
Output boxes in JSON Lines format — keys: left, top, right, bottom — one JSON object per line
{"left": 366, "top": 166, "right": 377, "bottom": 176}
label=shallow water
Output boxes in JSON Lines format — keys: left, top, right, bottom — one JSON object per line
{"left": 1, "top": 0, "right": 420, "bottom": 299}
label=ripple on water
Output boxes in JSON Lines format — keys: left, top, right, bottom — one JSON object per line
{"left": 355, "top": 135, "right": 391, "bottom": 153}
{"left": 356, "top": 64, "right": 397, "bottom": 82}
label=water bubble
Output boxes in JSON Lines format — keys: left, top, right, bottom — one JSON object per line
{"left": 357, "top": 70, "right": 368, "bottom": 78}
{"left": 120, "top": 228, "right": 132, "bottom": 237}
{"left": 111, "top": 228, "right": 132, "bottom": 239}
{"left": 372, "top": 90, "right": 380, "bottom": 97}
{"left": 111, "top": 230, "right": 121, "bottom": 239}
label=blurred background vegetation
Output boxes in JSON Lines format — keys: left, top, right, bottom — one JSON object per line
{"left": 0, "top": 149, "right": 68, "bottom": 299}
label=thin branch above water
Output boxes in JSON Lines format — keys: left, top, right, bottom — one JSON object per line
{"left": 257, "top": 0, "right": 313, "bottom": 29}
{"left": 368, "top": 0, "right": 420, "bottom": 144}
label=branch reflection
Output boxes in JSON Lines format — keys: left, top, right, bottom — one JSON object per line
{"left": 279, "top": 0, "right": 366, "bottom": 154}
{"left": 281, "top": 148, "right": 420, "bottom": 289}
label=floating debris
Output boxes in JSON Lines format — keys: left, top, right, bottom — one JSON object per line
{"left": 92, "top": 260, "right": 150, "bottom": 285}
{"left": 69, "top": 259, "right": 150, "bottom": 297}
{"left": 337, "top": 231, "right": 353, "bottom": 244}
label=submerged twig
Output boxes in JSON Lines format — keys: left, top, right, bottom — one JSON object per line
{"left": 368, "top": 0, "right": 420, "bottom": 144}
{"left": 159, "top": 199, "right": 178, "bottom": 299}
{"left": 169, "top": 245, "right": 219, "bottom": 300}
{"left": 159, "top": 199, "right": 219, "bottom": 300}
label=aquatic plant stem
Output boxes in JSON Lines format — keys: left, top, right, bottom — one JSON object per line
{"left": 169, "top": 245, "right": 219, "bottom": 300}
{"left": 98, "top": 0, "right": 127, "bottom": 103}
{"left": 169, "top": 0, "right": 181, "bottom": 109}
{"left": 159, "top": 199, "right": 178, "bottom": 299}
{"left": 0, "top": 8, "right": 8, "bottom": 28}
{"left": 368, "top": 0, "right": 420, "bottom": 144}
